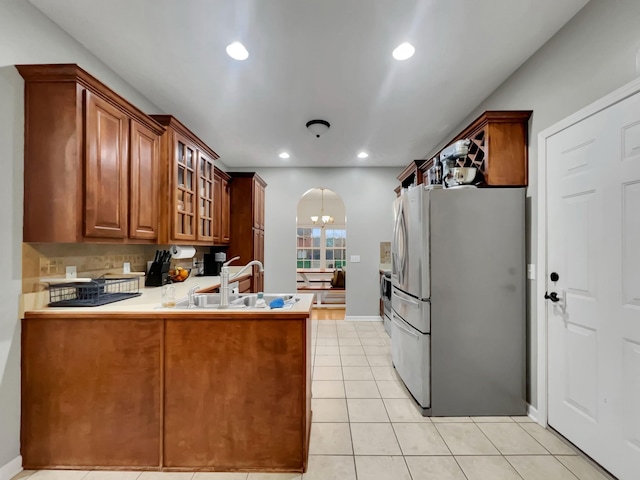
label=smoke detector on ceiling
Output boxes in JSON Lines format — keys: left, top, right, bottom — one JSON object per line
{"left": 306, "top": 119, "right": 331, "bottom": 138}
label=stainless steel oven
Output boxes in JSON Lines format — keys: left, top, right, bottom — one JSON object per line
{"left": 380, "top": 271, "right": 392, "bottom": 336}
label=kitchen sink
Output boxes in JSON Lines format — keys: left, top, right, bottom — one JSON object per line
{"left": 173, "top": 293, "right": 298, "bottom": 309}
{"left": 174, "top": 293, "right": 241, "bottom": 309}
{"left": 234, "top": 294, "right": 297, "bottom": 307}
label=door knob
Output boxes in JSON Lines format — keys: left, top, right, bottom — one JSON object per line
{"left": 545, "top": 291, "right": 560, "bottom": 303}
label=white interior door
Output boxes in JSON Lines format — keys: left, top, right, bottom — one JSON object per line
{"left": 547, "top": 90, "right": 640, "bottom": 480}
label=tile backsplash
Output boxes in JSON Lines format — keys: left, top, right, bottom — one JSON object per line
{"left": 379, "top": 241, "right": 391, "bottom": 264}
{"left": 23, "top": 243, "right": 207, "bottom": 293}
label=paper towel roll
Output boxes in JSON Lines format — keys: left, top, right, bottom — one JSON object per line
{"left": 170, "top": 245, "right": 196, "bottom": 259}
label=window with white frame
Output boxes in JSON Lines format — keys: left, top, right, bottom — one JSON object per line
{"left": 297, "top": 227, "right": 346, "bottom": 269}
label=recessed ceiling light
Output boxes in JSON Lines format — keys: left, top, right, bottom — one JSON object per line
{"left": 226, "top": 42, "right": 249, "bottom": 60}
{"left": 279, "top": 152, "right": 290, "bottom": 159}
{"left": 392, "top": 42, "right": 415, "bottom": 61}
{"left": 357, "top": 152, "right": 369, "bottom": 159}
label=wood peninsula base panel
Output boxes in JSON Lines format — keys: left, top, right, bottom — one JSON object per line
{"left": 21, "top": 313, "right": 312, "bottom": 472}
{"left": 164, "top": 318, "right": 310, "bottom": 471}
{"left": 21, "top": 318, "right": 162, "bottom": 468}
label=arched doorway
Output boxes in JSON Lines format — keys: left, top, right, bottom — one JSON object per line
{"left": 296, "top": 188, "right": 346, "bottom": 310}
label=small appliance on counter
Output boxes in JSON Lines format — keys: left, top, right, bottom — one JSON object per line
{"left": 145, "top": 249, "right": 172, "bottom": 287}
{"left": 426, "top": 157, "right": 443, "bottom": 186}
{"left": 441, "top": 139, "right": 473, "bottom": 188}
{"left": 203, "top": 251, "right": 227, "bottom": 276}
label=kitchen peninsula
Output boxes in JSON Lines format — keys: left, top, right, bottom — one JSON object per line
{"left": 21, "top": 280, "right": 314, "bottom": 473}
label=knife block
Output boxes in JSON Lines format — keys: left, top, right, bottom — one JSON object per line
{"left": 145, "top": 261, "right": 171, "bottom": 287}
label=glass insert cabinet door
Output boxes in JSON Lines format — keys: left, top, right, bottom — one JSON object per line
{"left": 174, "top": 138, "right": 196, "bottom": 239}
{"left": 197, "top": 152, "right": 214, "bottom": 241}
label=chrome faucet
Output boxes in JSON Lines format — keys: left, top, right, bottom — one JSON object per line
{"left": 187, "top": 284, "right": 201, "bottom": 308}
{"left": 220, "top": 256, "right": 264, "bottom": 308}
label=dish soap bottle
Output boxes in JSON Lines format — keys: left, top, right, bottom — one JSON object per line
{"left": 255, "top": 292, "right": 267, "bottom": 308}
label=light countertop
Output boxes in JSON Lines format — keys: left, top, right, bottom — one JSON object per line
{"left": 22, "top": 270, "right": 314, "bottom": 317}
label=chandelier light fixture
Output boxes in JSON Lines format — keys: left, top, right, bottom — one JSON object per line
{"left": 310, "top": 188, "right": 334, "bottom": 225}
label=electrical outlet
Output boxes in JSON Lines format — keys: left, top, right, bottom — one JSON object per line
{"left": 123, "top": 262, "right": 131, "bottom": 274}
{"left": 527, "top": 264, "right": 536, "bottom": 280}
{"left": 66, "top": 266, "right": 77, "bottom": 279}
{"left": 350, "top": 255, "right": 361, "bottom": 263}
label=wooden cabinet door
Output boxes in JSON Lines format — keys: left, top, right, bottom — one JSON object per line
{"left": 252, "top": 228, "right": 264, "bottom": 262}
{"left": 197, "top": 151, "right": 215, "bottom": 242}
{"left": 164, "top": 319, "right": 306, "bottom": 470}
{"left": 258, "top": 184, "right": 265, "bottom": 230}
{"left": 252, "top": 228, "right": 265, "bottom": 292}
{"left": 252, "top": 179, "right": 261, "bottom": 230}
{"left": 172, "top": 134, "right": 198, "bottom": 242}
{"left": 259, "top": 229, "right": 264, "bottom": 291}
{"left": 129, "top": 120, "right": 159, "bottom": 240}
{"left": 221, "top": 177, "right": 231, "bottom": 244}
{"left": 22, "top": 318, "right": 162, "bottom": 468}
{"left": 84, "top": 91, "right": 129, "bottom": 238}
{"left": 251, "top": 181, "right": 266, "bottom": 231}
{"left": 212, "top": 172, "right": 222, "bottom": 244}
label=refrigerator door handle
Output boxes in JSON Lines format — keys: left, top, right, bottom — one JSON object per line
{"left": 396, "top": 206, "right": 408, "bottom": 285}
{"left": 392, "top": 290, "right": 420, "bottom": 308}
{"left": 391, "top": 313, "right": 420, "bottom": 339}
{"left": 392, "top": 200, "right": 403, "bottom": 281}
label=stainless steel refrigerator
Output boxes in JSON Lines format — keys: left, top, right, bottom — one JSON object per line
{"left": 391, "top": 186, "right": 526, "bottom": 416}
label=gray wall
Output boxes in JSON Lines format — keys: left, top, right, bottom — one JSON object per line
{"left": 232, "top": 168, "right": 399, "bottom": 318}
{"left": 0, "top": 0, "right": 160, "bottom": 470}
{"left": 0, "top": 65, "right": 23, "bottom": 477}
{"left": 430, "top": 0, "right": 640, "bottom": 408}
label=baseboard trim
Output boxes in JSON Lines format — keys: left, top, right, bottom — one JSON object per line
{"left": 527, "top": 404, "right": 539, "bottom": 423}
{"left": 345, "top": 316, "right": 383, "bottom": 322}
{"left": 0, "top": 456, "right": 22, "bottom": 480}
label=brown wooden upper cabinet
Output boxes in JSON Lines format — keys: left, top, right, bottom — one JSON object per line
{"left": 396, "top": 160, "right": 427, "bottom": 193}
{"left": 395, "top": 111, "right": 532, "bottom": 193}
{"left": 84, "top": 91, "right": 130, "bottom": 239}
{"left": 129, "top": 120, "right": 161, "bottom": 240}
{"left": 222, "top": 174, "right": 232, "bottom": 244}
{"left": 213, "top": 167, "right": 231, "bottom": 245}
{"left": 227, "top": 172, "right": 267, "bottom": 292}
{"left": 150, "top": 115, "right": 220, "bottom": 246}
{"left": 254, "top": 178, "right": 266, "bottom": 231}
{"left": 197, "top": 152, "right": 215, "bottom": 242}
{"left": 18, "top": 64, "right": 164, "bottom": 243}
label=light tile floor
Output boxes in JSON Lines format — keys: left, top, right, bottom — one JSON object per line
{"left": 13, "top": 320, "right": 614, "bottom": 480}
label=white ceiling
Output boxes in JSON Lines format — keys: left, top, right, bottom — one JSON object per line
{"left": 30, "top": 0, "right": 589, "bottom": 168}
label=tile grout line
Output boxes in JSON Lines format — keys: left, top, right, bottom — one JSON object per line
{"left": 464, "top": 422, "right": 529, "bottom": 480}
{"left": 338, "top": 335, "right": 359, "bottom": 480}
{"left": 510, "top": 419, "right": 553, "bottom": 455}
{"left": 368, "top": 333, "right": 405, "bottom": 460}
{"left": 341, "top": 323, "right": 357, "bottom": 458}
